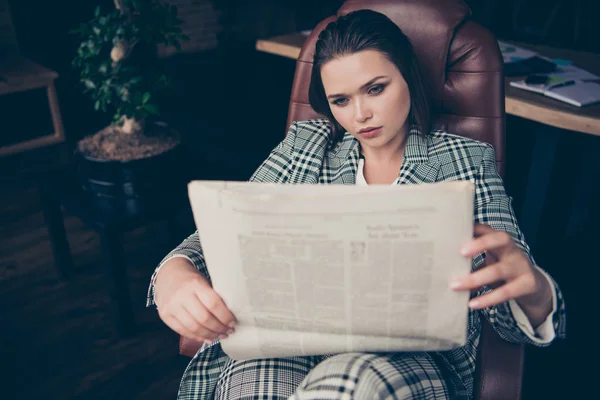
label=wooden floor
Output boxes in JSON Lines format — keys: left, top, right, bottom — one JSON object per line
{"left": 0, "top": 176, "right": 191, "bottom": 399}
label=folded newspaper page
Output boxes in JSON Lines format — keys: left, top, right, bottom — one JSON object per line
{"left": 188, "top": 181, "right": 474, "bottom": 361}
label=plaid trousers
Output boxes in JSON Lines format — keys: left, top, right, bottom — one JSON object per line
{"left": 178, "top": 343, "right": 464, "bottom": 400}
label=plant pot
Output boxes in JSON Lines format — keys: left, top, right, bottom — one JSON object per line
{"left": 75, "top": 124, "right": 188, "bottom": 216}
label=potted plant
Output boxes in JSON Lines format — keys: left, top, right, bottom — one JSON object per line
{"left": 71, "top": 0, "right": 189, "bottom": 213}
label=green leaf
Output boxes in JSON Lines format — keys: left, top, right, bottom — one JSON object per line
{"left": 132, "top": 91, "right": 142, "bottom": 105}
{"left": 144, "top": 104, "right": 159, "bottom": 115}
{"left": 142, "top": 92, "right": 151, "bottom": 104}
{"left": 84, "top": 79, "right": 96, "bottom": 89}
{"left": 94, "top": 100, "right": 101, "bottom": 110}
{"left": 94, "top": 6, "right": 101, "bottom": 18}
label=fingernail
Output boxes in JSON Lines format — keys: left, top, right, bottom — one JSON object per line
{"left": 218, "top": 334, "right": 228, "bottom": 339}
{"left": 228, "top": 322, "right": 236, "bottom": 329}
{"left": 460, "top": 246, "right": 470, "bottom": 256}
{"left": 468, "top": 300, "right": 480, "bottom": 309}
{"left": 449, "top": 280, "right": 463, "bottom": 289}
{"left": 204, "top": 339, "right": 213, "bottom": 345}
{"left": 227, "top": 329, "right": 234, "bottom": 335}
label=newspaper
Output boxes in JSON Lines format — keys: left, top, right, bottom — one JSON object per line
{"left": 188, "top": 180, "right": 474, "bottom": 361}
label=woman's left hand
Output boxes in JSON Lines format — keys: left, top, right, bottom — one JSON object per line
{"left": 450, "top": 223, "right": 553, "bottom": 325}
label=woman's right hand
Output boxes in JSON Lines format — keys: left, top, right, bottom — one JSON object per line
{"left": 154, "top": 257, "right": 236, "bottom": 344}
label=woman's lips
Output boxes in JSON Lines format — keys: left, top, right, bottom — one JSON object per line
{"left": 358, "top": 126, "right": 382, "bottom": 138}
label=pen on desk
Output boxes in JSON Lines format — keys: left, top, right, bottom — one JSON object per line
{"left": 546, "top": 80, "right": 576, "bottom": 90}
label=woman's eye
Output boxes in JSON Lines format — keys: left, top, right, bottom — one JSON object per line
{"left": 368, "top": 85, "right": 384, "bottom": 95}
{"left": 332, "top": 98, "right": 348, "bottom": 106}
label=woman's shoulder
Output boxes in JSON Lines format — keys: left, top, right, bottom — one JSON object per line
{"left": 294, "top": 118, "right": 331, "bottom": 129}
{"left": 291, "top": 119, "right": 332, "bottom": 140}
{"left": 426, "top": 129, "right": 495, "bottom": 161}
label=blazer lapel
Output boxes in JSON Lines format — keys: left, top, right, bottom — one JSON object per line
{"left": 324, "top": 135, "right": 360, "bottom": 185}
{"left": 321, "top": 127, "right": 440, "bottom": 185}
{"left": 397, "top": 131, "right": 441, "bottom": 185}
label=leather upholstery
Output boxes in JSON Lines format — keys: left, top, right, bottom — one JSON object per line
{"left": 179, "top": 336, "right": 202, "bottom": 358}
{"left": 181, "top": 1, "right": 524, "bottom": 399}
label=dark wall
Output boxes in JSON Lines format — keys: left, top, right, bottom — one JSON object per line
{"left": 467, "top": 0, "right": 599, "bottom": 53}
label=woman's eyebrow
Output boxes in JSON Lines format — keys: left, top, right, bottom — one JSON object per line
{"left": 326, "top": 75, "right": 389, "bottom": 99}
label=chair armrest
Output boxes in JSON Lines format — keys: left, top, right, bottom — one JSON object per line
{"left": 180, "top": 335, "right": 204, "bottom": 358}
{"left": 475, "top": 318, "right": 525, "bottom": 400}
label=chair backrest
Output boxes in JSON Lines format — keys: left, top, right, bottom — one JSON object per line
{"left": 181, "top": 1, "right": 524, "bottom": 399}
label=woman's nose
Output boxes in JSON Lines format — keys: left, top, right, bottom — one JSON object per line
{"left": 354, "top": 100, "right": 372, "bottom": 122}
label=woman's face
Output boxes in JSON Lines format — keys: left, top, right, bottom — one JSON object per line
{"left": 320, "top": 50, "right": 411, "bottom": 152}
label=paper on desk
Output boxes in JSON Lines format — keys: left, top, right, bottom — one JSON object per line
{"left": 498, "top": 41, "right": 599, "bottom": 81}
{"left": 188, "top": 181, "right": 473, "bottom": 361}
{"left": 498, "top": 40, "right": 538, "bottom": 63}
{"left": 510, "top": 63, "right": 600, "bottom": 95}
{"left": 547, "top": 64, "right": 599, "bottom": 81}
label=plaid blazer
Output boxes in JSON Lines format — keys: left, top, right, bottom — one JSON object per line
{"left": 148, "top": 119, "right": 566, "bottom": 399}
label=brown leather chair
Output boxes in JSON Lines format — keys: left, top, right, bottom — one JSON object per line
{"left": 180, "top": 1, "right": 524, "bottom": 399}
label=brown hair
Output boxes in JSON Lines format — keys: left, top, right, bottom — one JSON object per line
{"left": 308, "top": 9, "right": 431, "bottom": 145}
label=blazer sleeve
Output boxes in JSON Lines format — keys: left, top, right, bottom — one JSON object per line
{"left": 146, "top": 122, "right": 298, "bottom": 307}
{"left": 473, "top": 144, "right": 566, "bottom": 345}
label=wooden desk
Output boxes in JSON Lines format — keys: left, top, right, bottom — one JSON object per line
{"left": 256, "top": 32, "right": 307, "bottom": 61}
{"left": 256, "top": 33, "right": 600, "bottom": 136}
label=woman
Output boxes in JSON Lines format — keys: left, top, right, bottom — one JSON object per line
{"left": 148, "top": 10, "right": 566, "bottom": 400}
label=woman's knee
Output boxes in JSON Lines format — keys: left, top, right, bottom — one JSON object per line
{"left": 292, "top": 353, "right": 383, "bottom": 398}
{"left": 293, "top": 352, "right": 450, "bottom": 400}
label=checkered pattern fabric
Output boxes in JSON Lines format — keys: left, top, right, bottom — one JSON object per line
{"left": 147, "top": 120, "right": 566, "bottom": 399}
